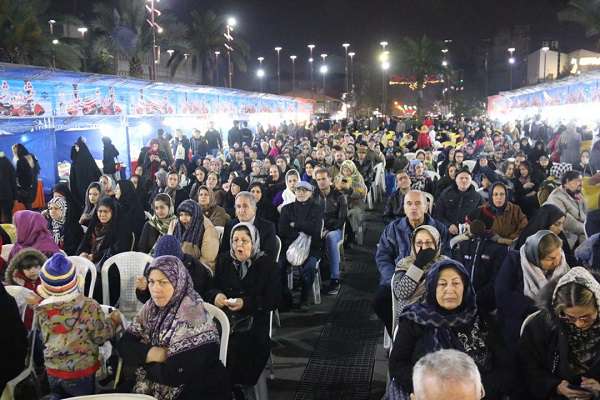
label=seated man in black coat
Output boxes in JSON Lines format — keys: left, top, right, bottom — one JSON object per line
{"left": 221, "top": 191, "right": 277, "bottom": 264}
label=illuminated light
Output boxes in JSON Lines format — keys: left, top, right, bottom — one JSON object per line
{"left": 257, "top": 68, "right": 265, "bottom": 78}
{"left": 348, "top": 52, "right": 355, "bottom": 57}
{"left": 52, "top": 39, "right": 59, "bottom": 45}
{"left": 541, "top": 46, "right": 550, "bottom": 52}
{"left": 157, "top": 26, "right": 164, "bottom": 34}
{"left": 274, "top": 46, "right": 282, "bottom": 52}
{"left": 508, "top": 57, "right": 515, "bottom": 64}
{"left": 77, "top": 27, "right": 88, "bottom": 35}
{"left": 441, "top": 49, "right": 448, "bottom": 54}
{"left": 379, "top": 51, "right": 389, "bottom": 62}
{"left": 508, "top": 47, "right": 516, "bottom": 54}
{"left": 381, "top": 61, "right": 390, "bottom": 70}
{"left": 290, "top": 55, "right": 297, "bottom": 61}
{"left": 227, "top": 17, "right": 237, "bottom": 27}
{"left": 320, "top": 53, "right": 328, "bottom": 60}
{"left": 257, "top": 56, "right": 264, "bottom": 62}
{"left": 307, "top": 44, "right": 315, "bottom": 50}
{"left": 380, "top": 41, "right": 388, "bottom": 48}
{"left": 342, "top": 43, "right": 350, "bottom": 49}
{"left": 320, "top": 65, "right": 328, "bottom": 74}
{"left": 442, "top": 60, "right": 448, "bottom": 67}
{"left": 308, "top": 57, "right": 314, "bottom": 63}
{"left": 166, "top": 49, "right": 174, "bottom": 56}
{"left": 138, "top": 122, "right": 152, "bottom": 135}
{"left": 578, "top": 57, "right": 600, "bottom": 66}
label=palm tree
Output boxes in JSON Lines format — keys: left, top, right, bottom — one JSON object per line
{"left": 397, "top": 35, "right": 444, "bottom": 115}
{"left": 90, "top": 0, "right": 153, "bottom": 77}
{"left": 166, "top": 10, "right": 250, "bottom": 85}
{"left": 0, "top": 0, "right": 82, "bottom": 70}
{"left": 558, "top": 0, "right": 600, "bottom": 47}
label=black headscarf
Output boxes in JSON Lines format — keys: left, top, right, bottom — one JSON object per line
{"left": 69, "top": 137, "right": 102, "bottom": 206}
{"left": 116, "top": 179, "right": 146, "bottom": 240}
{"left": 516, "top": 204, "right": 565, "bottom": 248}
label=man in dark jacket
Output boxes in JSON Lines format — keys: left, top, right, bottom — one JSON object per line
{"left": 374, "top": 190, "right": 449, "bottom": 334}
{"left": 314, "top": 168, "right": 348, "bottom": 295}
{"left": 190, "top": 129, "right": 208, "bottom": 164}
{"left": 171, "top": 129, "right": 191, "bottom": 170}
{"left": 0, "top": 151, "right": 16, "bottom": 223}
{"left": 240, "top": 121, "right": 253, "bottom": 146}
{"left": 434, "top": 168, "right": 483, "bottom": 235}
{"left": 205, "top": 122, "right": 222, "bottom": 156}
{"left": 279, "top": 181, "right": 324, "bottom": 310}
{"left": 383, "top": 170, "right": 411, "bottom": 223}
{"left": 221, "top": 192, "right": 277, "bottom": 264}
{"left": 354, "top": 146, "right": 374, "bottom": 190}
{"left": 228, "top": 121, "right": 242, "bottom": 148}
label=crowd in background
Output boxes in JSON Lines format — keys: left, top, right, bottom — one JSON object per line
{"left": 2, "top": 113, "right": 600, "bottom": 399}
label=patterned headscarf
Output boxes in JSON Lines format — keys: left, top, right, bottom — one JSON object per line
{"left": 128, "top": 256, "right": 219, "bottom": 400}
{"left": 229, "top": 222, "right": 264, "bottom": 280}
{"left": 148, "top": 193, "right": 176, "bottom": 236}
{"left": 48, "top": 196, "right": 67, "bottom": 246}
{"left": 174, "top": 200, "right": 205, "bottom": 245}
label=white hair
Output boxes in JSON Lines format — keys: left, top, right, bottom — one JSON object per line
{"left": 235, "top": 191, "right": 257, "bottom": 211}
{"left": 412, "top": 349, "right": 482, "bottom": 399}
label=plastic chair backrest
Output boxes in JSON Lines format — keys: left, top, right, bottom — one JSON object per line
{"left": 101, "top": 252, "right": 153, "bottom": 318}
{"left": 63, "top": 395, "right": 157, "bottom": 399}
{"left": 203, "top": 302, "right": 230, "bottom": 367}
{"left": 464, "top": 159, "right": 476, "bottom": 173}
{"left": 520, "top": 310, "right": 542, "bottom": 337}
{"left": 1, "top": 243, "right": 14, "bottom": 261}
{"left": 4, "top": 285, "right": 35, "bottom": 322}
{"left": 405, "top": 152, "right": 416, "bottom": 161}
{"left": 130, "top": 233, "right": 136, "bottom": 251}
{"left": 424, "top": 192, "right": 434, "bottom": 214}
{"left": 68, "top": 256, "right": 97, "bottom": 298}
{"left": 215, "top": 226, "right": 225, "bottom": 244}
{"left": 275, "top": 235, "right": 282, "bottom": 263}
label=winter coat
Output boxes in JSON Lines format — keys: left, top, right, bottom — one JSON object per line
{"left": 0, "top": 154, "right": 16, "bottom": 202}
{"left": 545, "top": 186, "right": 587, "bottom": 246}
{"left": 206, "top": 253, "right": 280, "bottom": 386}
{"left": 486, "top": 202, "right": 528, "bottom": 240}
{"left": 433, "top": 183, "right": 483, "bottom": 227}
{"left": 375, "top": 215, "right": 449, "bottom": 286}
{"left": 314, "top": 187, "right": 348, "bottom": 232}
{"left": 180, "top": 216, "right": 220, "bottom": 271}
{"left": 0, "top": 284, "right": 27, "bottom": 391}
{"left": 204, "top": 205, "right": 231, "bottom": 227}
{"left": 37, "top": 295, "right": 116, "bottom": 379}
{"left": 221, "top": 217, "right": 278, "bottom": 265}
{"left": 518, "top": 277, "right": 600, "bottom": 399}
{"left": 354, "top": 159, "right": 374, "bottom": 188}
{"left": 383, "top": 189, "right": 407, "bottom": 222}
{"left": 279, "top": 198, "right": 324, "bottom": 259}
{"left": 15, "top": 155, "right": 38, "bottom": 202}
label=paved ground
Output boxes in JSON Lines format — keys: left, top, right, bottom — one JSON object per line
{"left": 270, "top": 208, "right": 387, "bottom": 400}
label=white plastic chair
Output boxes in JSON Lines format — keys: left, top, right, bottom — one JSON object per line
{"left": 4, "top": 285, "right": 35, "bottom": 322}
{"left": 274, "top": 235, "right": 282, "bottom": 263}
{"left": 2, "top": 290, "right": 38, "bottom": 400}
{"left": 215, "top": 226, "right": 225, "bottom": 244}
{"left": 404, "top": 152, "right": 416, "bottom": 161}
{"left": 63, "top": 395, "right": 157, "bottom": 399}
{"left": 520, "top": 310, "right": 542, "bottom": 337}
{"left": 464, "top": 159, "right": 476, "bottom": 173}
{"left": 426, "top": 170, "right": 440, "bottom": 181}
{"left": 101, "top": 252, "right": 153, "bottom": 319}
{"left": 68, "top": 256, "right": 97, "bottom": 298}
{"left": 423, "top": 192, "right": 434, "bottom": 215}
{"left": 1, "top": 243, "right": 14, "bottom": 262}
{"left": 203, "top": 302, "right": 230, "bottom": 367}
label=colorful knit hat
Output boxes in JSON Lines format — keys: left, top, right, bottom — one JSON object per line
{"left": 37, "top": 253, "right": 80, "bottom": 299}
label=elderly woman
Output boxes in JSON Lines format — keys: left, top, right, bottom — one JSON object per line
{"left": 207, "top": 223, "right": 280, "bottom": 391}
{"left": 470, "top": 182, "right": 528, "bottom": 246}
{"left": 119, "top": 256, "right": 229, "bottom": 400}
{"left": 197, "top": 185, "right": 230, "bottom": 227}
{"left": 495, "top": 230, "right": 570, "bottom": 349}
{"left": 519, "top": 267, "right": 600, "bottom": 400}
{"left": 170, "top": 200, "right": 219, "bottom": 271}
{"left": 138, "top": 193, "right": 177, "bottom": 254}
{"left": 407, "top": 160, "right": 434, "bottom": 195}
{"left": 8, "top": 210, "right": 60, "bottom": 261}
{"left": 390, "top": 259, "right": 511, "bottom": 399}
{"left": 391, "top": 225, "right": 448, "bottom": 329}
{"left": 337, "top": 159, "right": 368, "bottom": 245}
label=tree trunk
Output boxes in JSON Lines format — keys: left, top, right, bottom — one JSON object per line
{"left": 129, "top": 56, "right": 144, "bottom": 78}
{"left": 417, "top": 89, "right": 424, "bottom": 118}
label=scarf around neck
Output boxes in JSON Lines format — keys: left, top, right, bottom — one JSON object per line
{"left": 48, "top": 196, "right": 67, "bottom": 246}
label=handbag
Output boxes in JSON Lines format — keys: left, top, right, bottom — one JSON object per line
{"left": 383, "top": 378, "right": 410, "bottom": 400}
{"left": 286, "top": 232, "right": 311, "bottom": 266}
{"left": 228, "top": 313, "right": 254, "bottom": 334}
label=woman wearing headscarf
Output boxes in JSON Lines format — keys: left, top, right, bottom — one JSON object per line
{"left": 12, "top": 143, "right": 40, "bottom": 210}
{"left": 99, "top": 174, "right": 116, "bottom": 198}
{"left": 197, "top": 185, "right": 230, "bottom": 227}
{"left": 0, "top": 283, "right": 28, "bottom": 394}
{"left": 513, "top": 161, "right": 541, "bottom": 218}
{"left": 516, "top": 203, "right": 576, "bottom": 265}
{"left": 115, "top": 179, "right": 146, "bottom": 245}
{"left": 389, "top": 259, "right": 511, "bottom": 399}
{"left": 101, "top": 136, "right": 120, "bottom": 177}
{"left": 528, "top": 140, "right": 548, "bottom": 165}
{"left": 79, "top": 183, "right": 101, "bottom": 228}
{"left": 265, "top": 164, "right": 285, "bottom": 205}
{"left": 171, "top": 200, "right": 219, "bottom": 271}
{"left": 119, "top": 256, "right": 229, "bottom": 400}
{"left": 391, "top": 225, "right": 448, "bottom": 329}
{"left": 53, "top": 182, "right": 83, "bottom": 223}
{"left": 138, "top": 193, "right": 177, "bottom": 254}
{"left": 249, "top": 182, "right": 279, "bottom": 226}
{"left": 224, "top": 176, "right": 249, "bottom": 218}
{"left": 207, "top": 223, "right": 280, "bottom": 391}
{"left": 337, "top": 159, "right": 368, "bottom": 244}
{"left": 519, "top": 267, "right": 600, "bottom": 400}
{"left": 46, "top": 196, "right": 83, "bottom": 255}
{"left": 142, "top": 139, "right": 168, "bottom": 180}
{"left": 8, "top": 210, "right": 60, "bottom": 260}
{"left": 69, "top": 137, "right": 102, "bottom": 207}
{"left": 471, "top": 182, "right": 527, "bottom": 246}
{"left": 406, "top": 160, "right": 434, "bottom": 195}
{"left": 495, "top": 230, "right": 570, "bottom": 350}
{"left": 206, "top": 171, "right": 226, "bottom": 207}
{"left": 275, "top": 169, "right": 299, "bottom": 212}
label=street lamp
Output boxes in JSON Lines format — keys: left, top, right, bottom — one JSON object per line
{"left": 380, "top": 41, "right": 388, "bottom": 50}
{"left": 48, "top": 19, "right": 56, "bottom": 35}
{"left": 342, "top": 43, "right": 350, "bottom": 93}
{"left": 225, "top": 17, "right": 237, "bottom": 88}
{"left": 290, "top": 55, "right": 297, "bottom": 91}
{"left": 442, "top": 60, "right": 448, "bottom": 67}
{"left": 508, "top": 47, "right": 516, "bottom": 89}
{"left": 77, "top": 26, "right": 88, "bottom": 36}
{"left": 380, "top": 54, "right": 390, "bottom": 116}
{"left": 274, "top": 46, "right": 282, "bottom": 94}
{"left": 308, "top": 44, "right": 316, "bottom": 91}
{"left": 541, "top": 45, "right": 550, "bottom": 82}
{"left": 145, "top": 0, "right": 162, "bottom": 80}
{"left": 348, "top": 52, "right": 356, "bottom": 91}
{"left": 320, "top": 64, "right": 328, "bottom": 92}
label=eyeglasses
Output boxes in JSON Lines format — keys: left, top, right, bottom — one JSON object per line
{"left": 559, "top": 311, "right": 598, "bottom": 325}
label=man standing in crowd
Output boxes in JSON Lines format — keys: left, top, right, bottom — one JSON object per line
{"left": 190, "top": 128, "right": 207, "bottom": 165}
{"left": 156, "top": 129, "right": 174, "bottom": 165}
{"left": 240, "top": 121, "right": 254, "bottom": 145}
{"left": 374, "top": 190, "right": 448, "bottom": 334}
{"left": 314, "top": 168, "right": 348, "bottom": 295}
{"left": 228, "top": 120, "right": 242, "bottom": 148}
{"left": 434, "top": 168, "right": 482, "bottom": 235}
{"left": 205, "top": 122, "right": 222, "bottom": 156}
{"left": 171, "top": 129, "right": 190, "bottom": 170}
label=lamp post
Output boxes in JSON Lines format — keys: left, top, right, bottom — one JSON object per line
{"left": 257, "top": 57, "right": 265, "bottom": 91}
{"left": 307, "top": 44, "right": 315, "bottom": 92}
{"left": 225, "top": 17, "right": 237, "bottom": 88}
{"left": 541, "top": 45, "right": 550, "bottom": 82}
{"left": 48, "top": 19, "right": 56, "bottom": 34}
{"left": 274, "top": 46, "right": 282, "bottom": 94}
{"left": 184, "top": 53, "right": 190, "bottom": 80}
{"left": 379, "top": 48, "right": 390, "bottom": 115}
{"left": 215, "top": 51, "right": 221, "bottom": 86}
{"left": 320, "top": 64, "right": 328, "bottom": 93}
{"left": 508, "top": 47, "right": 516, "bottom": 90}
{"left": 348, "top": 52, "right": 355, "bottom": 92}
{"left": 145, "top": 0, "right": 162, "bottom": 80}
{"left": 290, "top": 55, "right": 297, "bottom": 91}
{"left": 342, "top": 43, "right": 350, "bottom": 93}
{"left": 77, "top": 27, "right": 88, "bottom": 71}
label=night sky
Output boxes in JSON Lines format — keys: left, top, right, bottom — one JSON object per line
{"left": 53, "top": 0, "right": 591, "bottom": 95}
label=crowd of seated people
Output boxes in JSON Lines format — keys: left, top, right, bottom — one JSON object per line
{"left": 2, "top": 115, "right": 600, "bottom": 399}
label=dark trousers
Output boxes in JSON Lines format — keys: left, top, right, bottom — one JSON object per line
{"left": 373, "top": 284, "right": 393, "bottom": 336}
{"left": 0, "top": 199, "right": 12, "bottom": 223}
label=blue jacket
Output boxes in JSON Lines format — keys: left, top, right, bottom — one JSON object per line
{"left": 375, "top": 215, "right": 449, "bottom": 286}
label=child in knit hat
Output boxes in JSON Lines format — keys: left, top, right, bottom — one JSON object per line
{"left": 36, "top": 253, "right": 121, "bottom": 398}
